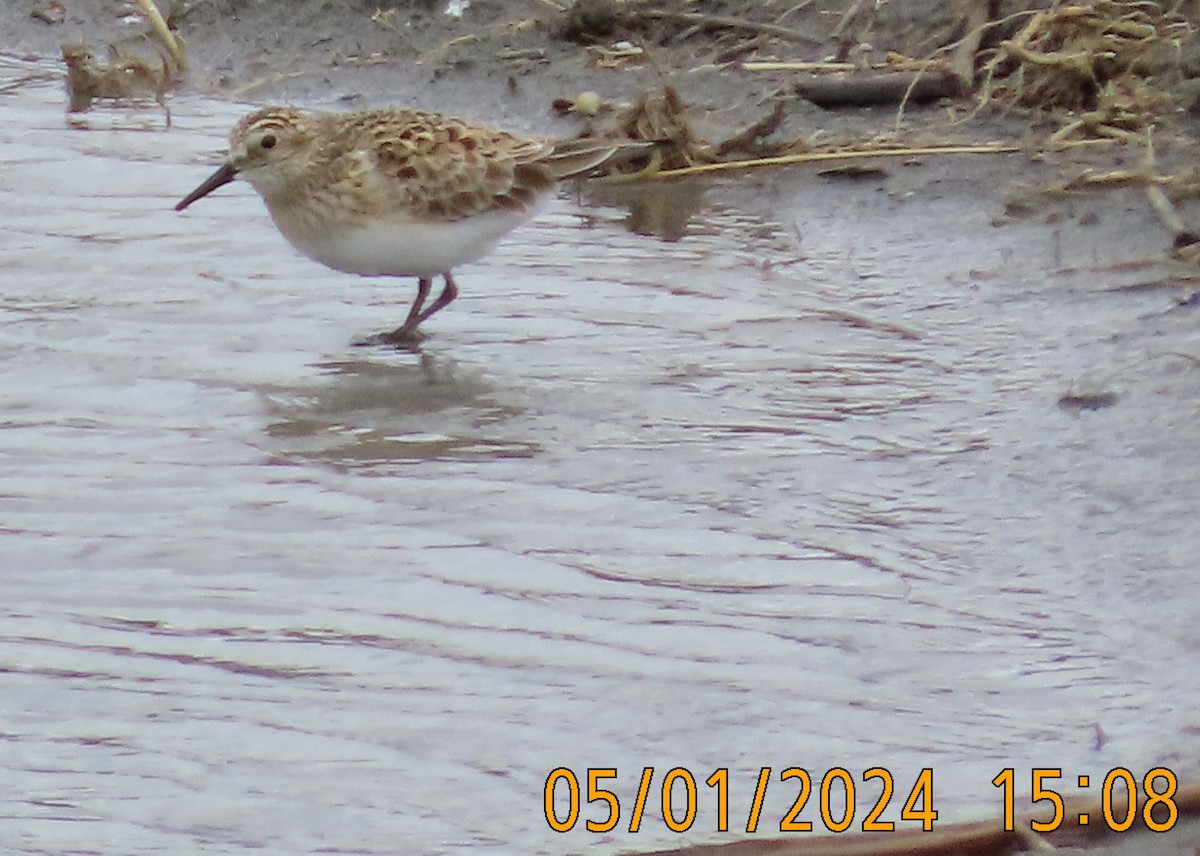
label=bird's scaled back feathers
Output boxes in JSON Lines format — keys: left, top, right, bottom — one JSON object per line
{"left": 227, "top": 107, "right": 636, "bottom": 225}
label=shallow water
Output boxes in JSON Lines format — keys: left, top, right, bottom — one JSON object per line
{"left": 2, "top": 64, "right": 1199, "bottom": 856}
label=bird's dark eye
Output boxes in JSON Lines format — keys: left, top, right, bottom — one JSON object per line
{"left": 260, "top": 134, "right": 277, "bottom": 150}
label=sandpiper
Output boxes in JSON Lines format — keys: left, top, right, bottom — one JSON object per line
{"left": 176, "top": 106, "right": 635, "bottom": 342}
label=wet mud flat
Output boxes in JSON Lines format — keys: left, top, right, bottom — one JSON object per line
{"left": 3, "top": 2, "right": 1200, "bottom": 856}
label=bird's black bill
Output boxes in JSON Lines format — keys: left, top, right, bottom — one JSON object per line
{"left": 175, "top": 162, "right": 238, "bottom": 211}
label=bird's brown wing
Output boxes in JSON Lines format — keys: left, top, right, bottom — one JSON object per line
{"left": 333, "top": 110, "right": 556, "bottom": 221}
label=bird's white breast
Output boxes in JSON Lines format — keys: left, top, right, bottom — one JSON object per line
{"left": 268, "top": 203, "right": 546, "bottom": 278}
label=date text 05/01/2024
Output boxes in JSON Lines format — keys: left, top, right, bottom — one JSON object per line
{"left": 543, "top": 767, "right": 1180, "bottom": 836}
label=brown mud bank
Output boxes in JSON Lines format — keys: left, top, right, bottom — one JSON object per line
{"left": 13, "top": 1, "right": 1200, "bottom": 250}
{"left": 9, "top": 3, "right": 1200, "bottom": 143}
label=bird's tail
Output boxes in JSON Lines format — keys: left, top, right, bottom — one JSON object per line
{"left": 538, "top": 138, "right": 655, "bottom": 180}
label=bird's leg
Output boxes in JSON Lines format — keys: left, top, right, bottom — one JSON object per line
{"left": 375, "top": 277, "right": 433, "bottom": 345}
{"left": 378, "top": 274, "right": 456, "bottom": 345}
{"left": 413, "top": 272, "right": 458, "bottom": 326}
{"left": 401, "top": 277, "right": 433, "bottom": 330}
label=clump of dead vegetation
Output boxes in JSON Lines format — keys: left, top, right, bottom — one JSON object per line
{"left": 63, "top": 42, "right": 176, "bottom": 123}
{"left": 976, "top": 0, "right": 1195, "bottom": 143}
{"left": 961, "top": 2, "right": 1200, "bottom": 260}
{"left": 61, "top": 0, "right": 184, "bottom": 125}
{"left": 613, "top": 86, "right": 715, "bottom": 170}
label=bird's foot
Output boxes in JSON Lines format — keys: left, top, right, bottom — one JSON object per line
{"left": 353, "top": 325, "right": 426, "bottom": 349}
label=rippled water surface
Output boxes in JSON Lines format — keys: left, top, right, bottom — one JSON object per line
{"left": 3, "top": 62, "right": 1199, "bottom": 855}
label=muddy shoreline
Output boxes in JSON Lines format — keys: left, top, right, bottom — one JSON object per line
{"left": 12, "top": 2, "right": 1200, "bottom": 152}
{"left": 11, "top": 0, "right": 1200, "bottom": 238}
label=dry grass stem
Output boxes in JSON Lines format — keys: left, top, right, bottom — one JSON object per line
{"left": 601, "top": 143, "right": 1020, "bottom": 183}
{"left": 135, "top": 0, "right": 186, "bottom": 70}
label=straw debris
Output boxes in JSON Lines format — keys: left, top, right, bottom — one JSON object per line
{"left": 62, "top": 42, "right": 176, "bottom": 125}
{"left": 59, "top": 0, "right": 185, "bottom": 125}
{"left": 977, "top": 1, "right": 1193, "bottom": 139}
